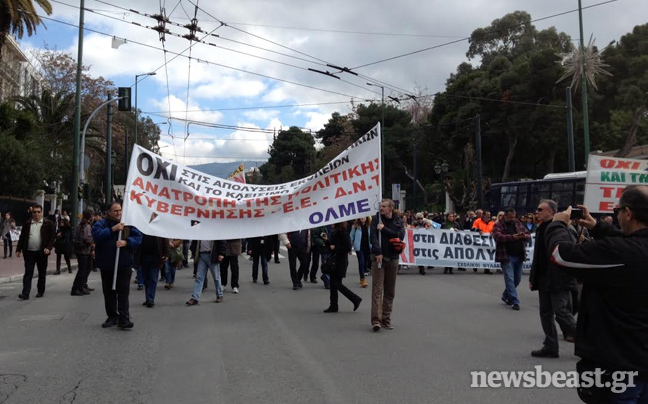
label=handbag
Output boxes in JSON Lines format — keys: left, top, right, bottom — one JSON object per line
{"left": 321, "top": 255, "right": 337, "bottom": 275}
{"left": 389, "top": 238, "right": 406, "bottom": 254}
{"left": 168, "top": 246, "right": 184, "bottom": 265}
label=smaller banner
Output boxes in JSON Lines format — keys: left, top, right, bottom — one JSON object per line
{"left": 584, "top": 155, "right": 648, "bottom": 214}
{"left": 398, "top": 228, "right": 535, "bottom": 270}
{"left": 227, "top": 164, "right": 246, "bottom": 184}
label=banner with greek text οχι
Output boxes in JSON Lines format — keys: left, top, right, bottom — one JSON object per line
{"left": 122, "top": 124, "right": 382, "bottom": 240}
{"left": 398, "top": 228, "right": 535, "bottom": 270}
{"left": 584, "top": 155, "right": 648, "bottom": 214}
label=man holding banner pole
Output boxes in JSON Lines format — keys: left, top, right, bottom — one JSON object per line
{"left": 92, "top": 202, "right": 142, "bottom": 329}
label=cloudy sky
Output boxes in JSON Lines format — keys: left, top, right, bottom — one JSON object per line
{"left": 18, "top": 0, "right": 648, "bottom": 165}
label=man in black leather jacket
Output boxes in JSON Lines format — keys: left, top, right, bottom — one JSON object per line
{"left": 546, "top": 185, "right": 648, "bottom": 404}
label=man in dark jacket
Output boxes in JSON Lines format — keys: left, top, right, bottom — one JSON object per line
{"left": 370, "top": 198, "right": 405, "bottom": 332}
{"left": 16, "top": 204, "right": 56, "bottom": 300}
{"left": 92, "top": 202, "right": 143, "bottom": 329}
{"left": 492, "top": 208, "right": 530, "bottom": 311}
{"left": 135, "top": 235, "right": 169, "bottom": 308}
{"left": 529, "top": 199, "right": 577, "bottom": 358}
{"left": 547, "top": 185, "right": 648, "bottom": 404}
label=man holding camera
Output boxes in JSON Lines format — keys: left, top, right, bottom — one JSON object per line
{"left": 529, "top": 199, "right": 577, "bottom": 358}
{"left": 547, "top": 185, "right": 648, "bottom": 404}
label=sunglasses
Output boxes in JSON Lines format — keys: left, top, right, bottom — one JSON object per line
{"left": 613, "top": 206, "right": 626, "bottom": 216}
{"left": 32, "top": 210, "right": 42, "bottom": 214}
{"left": 536, "top": 208, "right": 544, "bottom": 212}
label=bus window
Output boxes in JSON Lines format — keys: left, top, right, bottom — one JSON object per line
{"left": 501, "top": 185, "right": 517, "bottom": 207}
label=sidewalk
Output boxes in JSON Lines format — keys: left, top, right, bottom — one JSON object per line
{"left": 0, "top": 254, "right": 78, "bottom": 284}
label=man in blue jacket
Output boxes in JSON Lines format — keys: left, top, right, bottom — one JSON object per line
{"left": 92, "top": 202, "right": 142, "bottom": 329}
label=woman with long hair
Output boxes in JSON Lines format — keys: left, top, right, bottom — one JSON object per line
{"left": 350, "top": 216, "right": 372, "bottom": 288}
{"left": 2, "top": 212, "right": 16, "bottom": 258}
{"left": 323, "top": 221, "right": 362, "bottom": 313}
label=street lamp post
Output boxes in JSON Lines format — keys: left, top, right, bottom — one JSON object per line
{"left": 366, "top": 83, "right": 385, "bottom": 196}
{"left": 134, "top": 72, "right": 156, "bottom": 145}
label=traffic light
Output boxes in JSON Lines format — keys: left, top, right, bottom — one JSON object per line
{"left": 118, "top": 87, "right": 131, "bottom": 111}
{"left": 83, "top": 183, "right": 91, "bottom": 200}
{"left": 78, "top": 184, "right": 83, "bottom": 200}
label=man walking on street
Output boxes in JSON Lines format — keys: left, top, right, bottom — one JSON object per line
{"left": 529, "top": 199, "right": 577, "bottom": 358}
{"left": 92, "top": 202, "right": 142, "bottom": 329}
{"left": 16, "top": 204, "right": 56, "bottom": 300}
{"left": 492, "top": 208, "right": 530, "bottom": 311}
{"left": 71, "top": 208, "right": 95, "bottom": 296}
{"left": 370, "top": 198, "right": 405, "bottom": 332}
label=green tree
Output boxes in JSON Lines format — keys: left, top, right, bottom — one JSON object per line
{"left": 0, "top": 0, "right": 52, "bottom": 57}
{"left": 259, "top": 127, "right": 315, "bottom": 183}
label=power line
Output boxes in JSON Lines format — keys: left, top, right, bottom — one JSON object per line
{"left": 350, "top": 0, "right": 621, "bottom": 70}
{"left": 33, "top": 13, "right": 368, "bottom": 100}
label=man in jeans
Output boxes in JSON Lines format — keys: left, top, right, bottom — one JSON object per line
{"left": 370, "top": 198, "right": 405, "bottom": 332}
{"left": 492, "top": 208, "right": 530, "bottom": 311}
{"left": 186, "top": 240, "right": 226, "bottom": 305}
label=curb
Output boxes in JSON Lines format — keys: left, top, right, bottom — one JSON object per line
{"left": 0, "top": 263, "right": 79, "bottom": 286}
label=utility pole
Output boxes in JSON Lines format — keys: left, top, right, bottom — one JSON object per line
{"left": 367, "top": 83, "right": 385, "bottom": 196}
{"left": 125, "top": 129, "right": 129, "bottom": 177}
{"left": 475, "top": 115, "right": 483, "bottom": 208}
{"left": 70, "top": 0, "right": 85, "bottom": 227}
{"left": 578, "top": 0, "right": 591, "bottom": 167}
{"left": 566, "top": 87, "right": 576, "bottom": 172}
{"left": 105, "top": 93, "right": 113, "bottom": 205}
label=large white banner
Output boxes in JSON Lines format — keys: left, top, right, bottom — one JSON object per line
{"left": 584, "top": 155, "right": 648, "bottom": 214}
{"left": 122, "top": 125, "right": 382, "bottom": 239}
{"left": 398, "top": 228, "right": 535, "bottom": 270}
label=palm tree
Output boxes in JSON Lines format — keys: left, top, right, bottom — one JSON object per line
{"left": 0, "top": 0, "right": 53, "bottom": 56}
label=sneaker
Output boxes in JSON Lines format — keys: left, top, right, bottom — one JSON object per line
{"left": 101, "top": 317, "right": 118, "bottom": 328}
{"left": 164, "top": 283, "right": 170, "bottom": 290}
{"left": 232, "top": 287, "right": 239, "bottom": 294}
{"left": 186, "top": 298, "right": 198, "bottom": 306}
{"left": 531, "top": 348, "right": 559, "bottom": 358}
{"left": 512, "top": 304, "right": 520, "bottom": 311}
{"left": 381, "top": 321, "right": 394, "bottom": 330}
{"left": 372, "top": 323, "right": 381, "bottom": 332}
{"left": 137, "top": 285, "right": 143, "bottom": 290}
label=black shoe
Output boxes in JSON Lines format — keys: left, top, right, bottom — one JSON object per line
{"left": 292, "top": 286, "right": 299, "bottom": 290}
{"left": 458, "top": 268, "right": 466, "bottom": 271}
{"left": 484, "top": 269, "right": 493, "bottom": 274}
{"left": 324, "top": 284, "right": 330, "bottom": 289}
{"left": 310, "top": 278, "right": 318, "bottom": 283}
{"left": 473, "top": 268, "right": 478, "bottom": 273}
{"left": 353, "top": 297, "right": 362, "bottom": 312}
{"left": 372, "top": 323, "right": 381, "bottom": 332}
{"left": 118, "top": 318, "right": 134, "bottom": 329}
{"left": 297, "top": 281, "right": 303, "bottom": 288}
{"left": 253, "top": 279, "right": 258, "bottom": 283}
{"left": 512, "top": 304, "right": 520, "bottom": 311}
{"left": 85, "top": 286, "right": 95, "bottom": 291}
{"left": 137, "top": 285, "right": 143, "bottom": 290}
{"left": 531, "top": 349, "right": 559, "bottom": 358}
{"left": 323, "top": 306, "right": 338, "bottom": 313}
{"left": 102, "top": 317, "right": 118, "bottom": 328}
{"left": 81, "top": 288, "right": 91, "bottom": 295}
{"left": 54, "top": 270, "right": 60, "bottom": 275}
{"left": 71, "top": 290, "right": 85, "bottom": 296}
{"left": 35, "top": 293, "right": 43, "bottom": 298}
{"left": 263, "top": 280, "right": 269, "bottom": 285}
{"left": 274, "top": 260, "right": 280, "bottom": 264}
{"left": 145, "top": 302, "right": 154, "bottom": 308}
{"left": 18, "top": 294, "right": 29, "bottom": 300}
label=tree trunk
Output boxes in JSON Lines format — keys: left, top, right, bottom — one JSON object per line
{"left": 545, "top": 149, "right": 556, "bottom": 174}
{"left": 615, "top": 106, "right": 646, "bottom": 158}
{"left": 398, "top": 162, "right": 428, "bottom": 204}
{"left": 501, "top": 130, "right": 518, "bottom": 182}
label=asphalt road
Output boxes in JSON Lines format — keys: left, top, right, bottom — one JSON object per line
{"left": 0, "top": 255, "right": 580, "bottom": 404}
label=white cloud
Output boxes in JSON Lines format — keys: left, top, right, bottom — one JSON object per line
{"left": 242, "top": 109, "right": 280, "bottom": 121}
{"left": 149, "top": 95, "right": 224, "bottom": 124}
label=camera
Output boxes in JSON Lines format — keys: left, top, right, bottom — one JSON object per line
{"left": 570, "top": 208, "right": 583, "bottom": 220}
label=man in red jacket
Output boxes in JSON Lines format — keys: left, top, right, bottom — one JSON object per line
{"left": 16, "top": 204, "right": 56, "bottom": 300}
